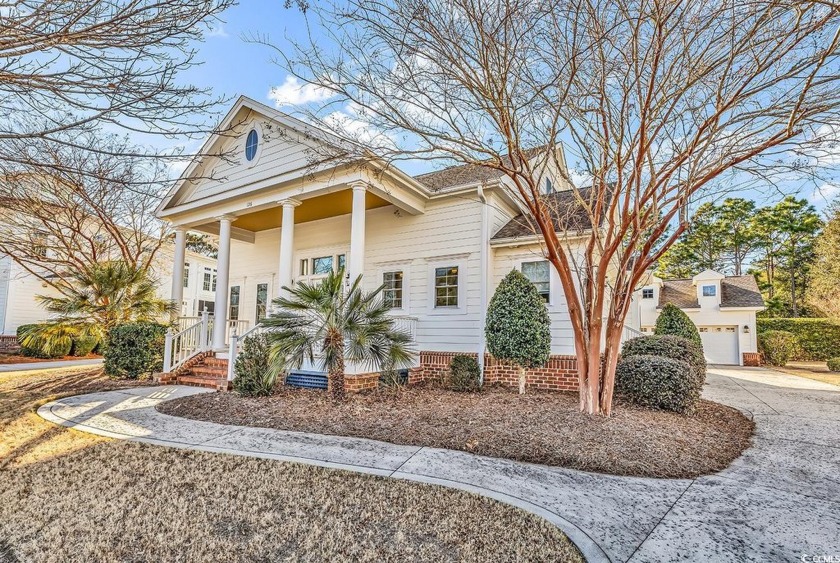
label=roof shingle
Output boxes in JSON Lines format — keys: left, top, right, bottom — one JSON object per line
{"left": 658, "top": 275, "right": 764, "bottom": 309}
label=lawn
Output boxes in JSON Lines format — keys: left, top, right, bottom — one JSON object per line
{"left": 159, "top": 384, "right": 755, "bottom": 479}
{"left": 0, "top": 367, "right": 583, "bottom": 563}
{"left": 0, "top": 352, "right": 101, "bottom": 365}
{"left": 770, "top": 361, "right": 840, "bottom": 388}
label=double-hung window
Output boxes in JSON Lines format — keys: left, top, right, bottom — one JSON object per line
{"left": 522, "top": 260, "right": 550, "bottom": 302}
{"left": 183, "top": 263, "right": 190, "bottom": 288}
{"left": 203, "top": 267, "right": 217, "bottom": 292}
{"left": 434, "top": 266, "right": 459, "bottom": 307}
{"left": 383, "top": 271, "right": 403, "bottom": 309}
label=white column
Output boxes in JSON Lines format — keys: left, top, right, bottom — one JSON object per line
{"left": 212, "top": 215, "right": 234, "bottom": 350}
{"left": 170, "top": 227, "right": 187, "bottom": 316}
{"left": 277, "top": 199, "right": 301, "bottom": 297}
{"left": 348, "top": 183, "right": 367, "bottom": 283}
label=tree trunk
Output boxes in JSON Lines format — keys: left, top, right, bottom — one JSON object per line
{"left": 329, "top": 350, "right": 346, "bottom": 401}
{"left": 518, "top": 365, "right": 526, "bottom": 395}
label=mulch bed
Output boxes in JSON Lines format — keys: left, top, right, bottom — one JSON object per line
{"left": 0, "top": 353, "right": 101, "bottom": 365}
{"left": 158, "top": 385, "right": 754, "bottom": 479}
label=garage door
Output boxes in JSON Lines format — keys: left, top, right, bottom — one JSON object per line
{"left": 698, "top": 326, "right": 739, "bottom": 365}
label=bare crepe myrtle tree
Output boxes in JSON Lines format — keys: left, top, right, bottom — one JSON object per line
{"left": 0, "top": 135, "right": 169, "bottom": 296}
{"left": 0, "top": 0, "right": 237, "bottom": 181}
{"left": 268, "top": 0, "right": 840, "bottom": 415}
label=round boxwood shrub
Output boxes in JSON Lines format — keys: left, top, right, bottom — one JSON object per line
{"left": 616, "top": 354, "right": 700, "bottom": 414}
{"left": 449, "top": 354, "right": 481, "bottom": 392}
{"left": 758, "top": 330, "right": 797, "bottom": 367}
{"left": 655, "top": 303, "right": 702, "bottom": 346}
{"left": 234, "top": 333, "right": 278, "bottom": 397}
{"left": 71, "top": 335, "right": 99, "bottom": 357}
{"left": 621, "top": 335, "right": 707, "bottom": 386}
{"left": 827, "top": 357, "right": 840, "bottom": 372}
{"left": 16, "top": 323, "right": 72, "bottom": 358}
{"left": 104, "top": 322, "right": 167, "bottom": 379}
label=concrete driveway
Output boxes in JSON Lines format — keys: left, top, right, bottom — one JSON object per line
{"left": 37, "top": 366, "right": 840, "bottom": 562}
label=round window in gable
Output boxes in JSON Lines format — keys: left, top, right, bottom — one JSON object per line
{"left": 245, "top": 129, "right": 259, "bottom": 161}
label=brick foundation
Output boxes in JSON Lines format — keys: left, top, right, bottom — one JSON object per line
{"left": 344, "top": 373, "right": 380, "bottom": 392}
{"left": 411, "top": 350, "right": 580, "bottom": 392}
{"left": 0, "top": 335, "right": 20, "bottom": 353}
{"left": 742, "top": 352, "right": 762, "bottom": 367}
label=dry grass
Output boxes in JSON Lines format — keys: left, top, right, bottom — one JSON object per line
{"left": 0, "top": 368, "right": 583, "bottom": 563}
{"left": 770, "top": 361, "right": 840, "bottom": 388}
{"left": 159, "top": 385, "right": 754, "bottom": 479}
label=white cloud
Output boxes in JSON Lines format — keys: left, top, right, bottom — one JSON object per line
{"left": 268, "top": 76, "right": 335, "bottom": 107}
{"left": 206, "top": 25, "right": 229, "bottom": 38}
{"left": 810, "top": 183, "right": 840, "bottom": 204}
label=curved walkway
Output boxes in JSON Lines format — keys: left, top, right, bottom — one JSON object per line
{"left": 38, "top": 367, "right": 840, "bottom": 563}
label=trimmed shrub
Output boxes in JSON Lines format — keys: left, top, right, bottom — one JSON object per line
{"left": 622, "top": 335, "right": 707, "bottom": 386}
{"left": 233, "top": 333, "right": 278, "bottom": 397}
{"left": 757, "top": 330, "right": 797, "bottom": 366}
{"left": 103, "top": 322, "right": 166, "bottom": 379}
{"left": 71, "top": 336, "right": 99, "bottom": 357}
{"left": 654, "top": 303, "right": 702, "bottom": 346}
{"left": 616, "top": 354, "right": 700, "bottom": 414}
{"left": 449, "top": 354, "right": 481, "bottom": 392}
{"left": 16, "top": 323, "right": 72, "bottom": 358}
{"left": 827, "top": 357, "right": 840, "bottom": 372}
{"left": 485, "top": 269, "right": 551, "bottom": 393}
{"left": 756, "top": 318, "right": 840, "bottom": 361}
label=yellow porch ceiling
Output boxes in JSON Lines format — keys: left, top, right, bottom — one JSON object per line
{"left": 233, "top": 191, "right": 391, "bottom": 232}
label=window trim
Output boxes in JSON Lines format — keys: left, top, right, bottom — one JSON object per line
{"left": 642, "top": 288, "right": 654, "bottom": 299}
{"left": 427, "top": 259, "right": 467, "bottom": 315}
{"left": 519, "top": 259, "right": 552, "bottom": 305}
{"left": 381, "top": 269, "right": 407, "bottom": 312}
{"left": 702, "top": 284, "right": 717, "bottom": 297}
{"left": 255, "top": 282, "right": 268, "bottom": 321}
{"left": 229, "top": 285, "right": 241, "bottom": 321}
{"left": 243, "top": 123, "right": 263, "bottom": 167}
{"left": 183, "top": 262, "right": 190, "bottom": 289}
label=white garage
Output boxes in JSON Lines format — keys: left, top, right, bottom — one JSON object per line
{"left": 698, "top": 326, "right": 740, "bottom": 365}
{"left": 634, "top": 269, "right": 766, "bottom": 366}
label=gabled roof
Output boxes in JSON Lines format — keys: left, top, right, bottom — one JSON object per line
{"left": 658, "top": 275, "right": 764, "bottom": 309}
{"left": 414, "top": 146, "right": 552, "bottom": 191}
{"left": 491, "top": 185, "right": 607, "bottom": 241}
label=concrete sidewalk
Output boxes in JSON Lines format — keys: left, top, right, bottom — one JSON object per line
{"left": 38, "top": 367, "right": 840, "bottom": 563}
{"left": 0, "top": 358, "right": 102, "bottom": 373}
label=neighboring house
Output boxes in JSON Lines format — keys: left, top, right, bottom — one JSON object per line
{"left": 156, "top": 96, "right": 642, "bottom": 389}
{"left": 630, "top": 269, "right": 765, "bottom": 365}
{"left": 0, "top": 246, "right": 217, "bottom": 336}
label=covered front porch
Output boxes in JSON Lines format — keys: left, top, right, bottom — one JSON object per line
{"left": 161, "top": 170, "right": 427, "bottom": 382}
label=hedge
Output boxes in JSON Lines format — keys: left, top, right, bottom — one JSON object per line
{"left": 827, "top": 357, "right": 840, "bottom": 372}
{"left": 621, "top": 335, "right": 707, "bottom": 386}
{"left": 103, "top": 322, "right": 167, "bottom": 379}
{"left": 756, "top": 318, "right": 840, "bottom": 361}
{"left": 757, "top": 330, "right": 797, "bottom": 366}
{"left": 233, "top": 333, "right": 278, "bottom": 397}
{"left": 616, "top": 354, "right": 700, "bottom": 414}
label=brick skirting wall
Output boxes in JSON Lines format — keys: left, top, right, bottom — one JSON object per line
{"left": 344, "top": 373, "right": 380, "bottom": 392}
{"left": 742, "top": 352, "right": 762, "bottom": 367}
{"left": 411, "top": 350, "right": 580, "bottom": 392}
{"left": 0, "top": 335, "right": 19, "bottom": 353}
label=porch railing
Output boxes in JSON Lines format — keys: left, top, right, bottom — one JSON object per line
{"left": 622, "top": 324, "right": 644, "bottom": 343}
{"left": 390, "top": 315, "right": 418, "bottom": 341}
{"left": 163, "top": 310, "right": 212, "bottom": 373}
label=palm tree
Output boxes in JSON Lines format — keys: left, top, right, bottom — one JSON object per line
{"left": 20, "top": 260, "right": 175, "bottom": 354}
{"left": 262, "top": 269, "right": 415, "bottom": 400}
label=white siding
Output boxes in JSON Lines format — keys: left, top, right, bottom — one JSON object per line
{"left": 492, "top": 244, "right": 577, "bottom": 355}
{"left": 0, "top": 255, "right": 10, "bottom": 333}
{"left": 227, "top": 196, "right": 488, "bottom": 361}
{"left": 179, "top": 111, "right": 316, "bottom": 206}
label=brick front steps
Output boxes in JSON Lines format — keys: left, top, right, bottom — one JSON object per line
{"left": 157, "top": 353, "right": 231, "bottom": 391}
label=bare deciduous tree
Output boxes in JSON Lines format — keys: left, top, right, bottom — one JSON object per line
{"left": 0, "top": 0, "right": 235, "bottom": 180}
{"left": 269, "top": 0, "right": 840, "bottom": 415}
{"left": 0, "top": 135, "right": 168, "bottom": 296}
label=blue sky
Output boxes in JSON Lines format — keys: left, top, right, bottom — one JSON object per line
{"left": 180, "top": 1, "right": 838, "bottom": 212}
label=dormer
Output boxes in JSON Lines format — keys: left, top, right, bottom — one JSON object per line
{"left": 692, "top": 269, "right": 724, "bottom": 308}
